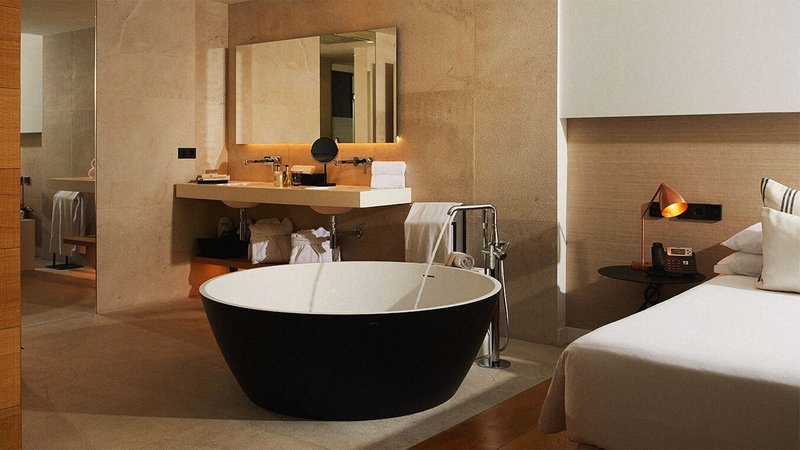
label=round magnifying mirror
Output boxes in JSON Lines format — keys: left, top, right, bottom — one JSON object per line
{"left": 311, "top": 137, "right": 339, "bottom": 186}
{"left": 311, "top": 137, "right": 339, "bottom": 163}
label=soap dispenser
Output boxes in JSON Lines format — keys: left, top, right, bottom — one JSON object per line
{"left": 273, "top": 165, "right": 284, "bottom": 187}
{"left": 282, "top": 164, "right": 291, "bottom": 187}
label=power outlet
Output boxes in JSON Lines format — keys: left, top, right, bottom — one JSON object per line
{"left": 178, "top": 147, "right": 196, "bottom": 159}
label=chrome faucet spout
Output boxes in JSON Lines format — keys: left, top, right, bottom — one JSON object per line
{"left": 244, "top": 155, "right": 282, "bottom": 167}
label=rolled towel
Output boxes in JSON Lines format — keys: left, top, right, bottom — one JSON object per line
{"left": 370, "top": 174, "right": 405, "bottom": 189}
{"left": 371, "top": 161, "right": 406, "bottom": 176}
{"left": 445, "top": 251, "right": 475, "bottom": 270}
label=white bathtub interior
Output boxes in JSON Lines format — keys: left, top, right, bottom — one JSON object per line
{"left": 200, "top": 261, "right": 501, "bottom": 315}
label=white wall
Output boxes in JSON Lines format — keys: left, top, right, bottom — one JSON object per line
{"left": 559, "top": 0, "right": 800, "bottom": 118}
{"left": 20, "top": 33, "right": 42, "bottom": 133}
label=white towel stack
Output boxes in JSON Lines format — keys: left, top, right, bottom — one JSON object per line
{"left": 404, "top": 202, "right": 461, "bottom": 264}
{"left": 248, "top": 218, "right": 293, "bottom": 264}
{"left": 49, "top": 190, "right": 85, "bottom": 257}
{"left": 370, "top": 161, "right": 406, "bottom": 189}
{"left": 289, "top": 227, "right": 340, "bottom": 264}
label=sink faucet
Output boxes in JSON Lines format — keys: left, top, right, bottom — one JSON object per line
{"left": 244, "top": 155, "right": 282, "bottom": 168}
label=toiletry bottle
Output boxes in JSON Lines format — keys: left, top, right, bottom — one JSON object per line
{"left": 283, "top": 164, "right": 291, "bottom": 187}
{"left": 273, "top": 165, "right": 284, "bottom": 187}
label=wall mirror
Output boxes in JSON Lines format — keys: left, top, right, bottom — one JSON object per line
{"left": 236, "top": 27, "right": 397, "bottom": 144}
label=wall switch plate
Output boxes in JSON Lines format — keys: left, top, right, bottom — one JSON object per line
{"left": 178, "top": 147, "right": 196, "bottom": 159}
{"left": 650, "top": 202, "right": 722, "bottom": 221}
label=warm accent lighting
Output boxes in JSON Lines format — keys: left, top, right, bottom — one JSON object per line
{"left": 631, "top": 183, "right": 688, "bottom": 270}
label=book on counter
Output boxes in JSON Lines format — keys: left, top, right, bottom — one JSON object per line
{"left": 196, "top": 174, "right": 230, "bottom": 184}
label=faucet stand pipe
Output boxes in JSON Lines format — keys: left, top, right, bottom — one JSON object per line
{"left": 329, "top": 215, "right": 337, "bottom": 250}
{"left": 446, "top": 204, "right": 510, "bottom": 369}
{"left": 476, "top": 223, "right": 511, "bottom": 369}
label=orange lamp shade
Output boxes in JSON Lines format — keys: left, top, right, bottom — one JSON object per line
{"left": 658, "top": 183, "right": 688, "bottom": 218}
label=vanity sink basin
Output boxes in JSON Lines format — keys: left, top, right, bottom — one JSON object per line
{"left": 223, "top": 200, "right": 260, "bottom": 209}
{"left": 309, "top": 206, "right": 353, "bottom": 215}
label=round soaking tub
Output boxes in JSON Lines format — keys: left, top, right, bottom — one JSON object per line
{"left": 200, "top": 261, "right": 501, "bottom": 420}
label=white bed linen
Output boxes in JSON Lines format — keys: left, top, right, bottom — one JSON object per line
{"left": 539, "top": 275, "right": 800, "bottom": 449}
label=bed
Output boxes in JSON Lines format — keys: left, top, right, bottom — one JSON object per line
{"left": 538, "top": 274, "right": 800, "bottom": 449}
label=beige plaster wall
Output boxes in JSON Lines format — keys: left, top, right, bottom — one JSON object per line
{"left": 95, "top": 0, "right": 229, "bottom": 312}
{"left": 235, "top": 36, "right": 321, "bottom": 144}
{"left": 227, "top": 0, "right": 559, "bottom": 344}
{"left": 566, "top": 113, "right": 800, "bottom": 330}
{"left": 20, "top": 27, "right": 94, "bottom": 256}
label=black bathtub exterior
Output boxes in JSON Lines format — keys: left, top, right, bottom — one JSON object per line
{"left": 201, "top": 294, "right": 497, "bottom": 420}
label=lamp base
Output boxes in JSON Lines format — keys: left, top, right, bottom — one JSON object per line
{"left": 631, "top": 260, "right": 652, "bottom": 271}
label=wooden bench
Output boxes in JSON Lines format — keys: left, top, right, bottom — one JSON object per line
{"left": 62, "top": 235, "right": 97, "bottom": 268}
{"left": 63, "top": 235, "right": 96, "bottom": 247}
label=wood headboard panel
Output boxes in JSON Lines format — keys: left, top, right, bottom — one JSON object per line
{"left": 566, "top": 113, "right": 800, "bottom": 330}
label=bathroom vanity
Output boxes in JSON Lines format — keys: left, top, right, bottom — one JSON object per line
{"left": 176, "top": 182, "right": 411, "bottom": 270}
{"left": 174, "top": 181, "right": 411, "bottom": 214}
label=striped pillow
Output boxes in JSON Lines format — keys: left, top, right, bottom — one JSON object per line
{"left": 761, "top": 177, "right": 799, "bottom": 216}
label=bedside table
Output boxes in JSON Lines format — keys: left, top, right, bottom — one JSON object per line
{"left": 598, "top": 265, "right": 706, "bottom": 311}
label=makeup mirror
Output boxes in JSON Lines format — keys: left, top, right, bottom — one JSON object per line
{"left": 311, "top": 137, "right": 339, "bottom": 186}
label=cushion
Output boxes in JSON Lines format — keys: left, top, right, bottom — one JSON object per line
{"left": 721, "top": 222, "right": 762, "bottom": 254}
{"left": 761, "top": 177, "right": 799, "bottom": 216}
{"left": 714, "top": 252, "right": 763, "bottom": 277}
{"left": 757, "top": 207, "right": 800, "bottom": 294}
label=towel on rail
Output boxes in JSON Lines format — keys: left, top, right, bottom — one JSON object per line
{"left": 404, "top": 202, "right": 461, "bottom": 264}
{"left": 49, "top": 190, "right": 85, "bottom": 257}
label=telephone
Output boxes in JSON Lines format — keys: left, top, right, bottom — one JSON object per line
{"left": 651, "top": 242, "right": 698, "bottom": 276}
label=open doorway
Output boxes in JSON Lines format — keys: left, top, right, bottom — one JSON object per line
{"left": 19, "top": 0, "right": 96, "bottom": 326}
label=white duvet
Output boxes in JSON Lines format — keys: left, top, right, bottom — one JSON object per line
{"left": 539, "top": 275, "right": 800, "bottom": 449}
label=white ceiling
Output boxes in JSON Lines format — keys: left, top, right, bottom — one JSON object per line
{"left": 22, "top": 0, "right": 95, "bottom": 36}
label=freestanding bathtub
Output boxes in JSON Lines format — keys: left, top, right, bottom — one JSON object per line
{"left": 200, "top": 261, "right": 501, "bottom": 420}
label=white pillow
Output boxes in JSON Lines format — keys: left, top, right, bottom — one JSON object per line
{"left": 761, "top": 177, "right": 799, "bottom": 216}
{"left": 757, "top": 207, "right": 800, "bottom": 294}
{"left": 721, "top": 222, "right": 762, "bottom": 254}
{"left": 714, "top": 252, "right": 763, "bottom": 277}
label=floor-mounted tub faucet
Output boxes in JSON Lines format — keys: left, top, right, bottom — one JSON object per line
{"left": 446, "top": 204, "right": 511, "bottom": 369}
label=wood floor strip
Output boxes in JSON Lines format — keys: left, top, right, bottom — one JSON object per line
{"left": 413, "top": 379, "right": 576, "bottom": 449}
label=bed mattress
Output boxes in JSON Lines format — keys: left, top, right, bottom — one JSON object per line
{"left": 539, "top": 275, "right": 800, "bottom": 449}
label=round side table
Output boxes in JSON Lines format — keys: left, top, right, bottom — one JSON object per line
{"left": 598, "top": 265, "right": 706, "bottom": 311}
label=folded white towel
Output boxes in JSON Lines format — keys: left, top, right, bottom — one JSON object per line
{"left": 404, "top": 202, "right": 461, "bottom": 264}
{"left": 445, "top": 251, "right": 475, "bottom": 270}
{"left": 371, "top": 161, "right": 406, "bottom": 176}
{"left": 289, "top": 227, "right": 340, "bottom": 264}
{"left": 249, "top": 217, "right": 293, "bottom": 264}
{"left": 370, "top": 174, "right": 405, "bottom": 189}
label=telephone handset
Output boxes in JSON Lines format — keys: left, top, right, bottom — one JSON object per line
{"left": 651, "top": 242, "right": 698, "bottom": 276}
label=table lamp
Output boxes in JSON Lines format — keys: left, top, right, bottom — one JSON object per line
{"left": 631, "top": 183, "right": 688, "bottom": 270}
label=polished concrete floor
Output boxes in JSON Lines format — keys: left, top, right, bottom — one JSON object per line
{"left": 21, "top": 271, "right": 561, "bottom": 449}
